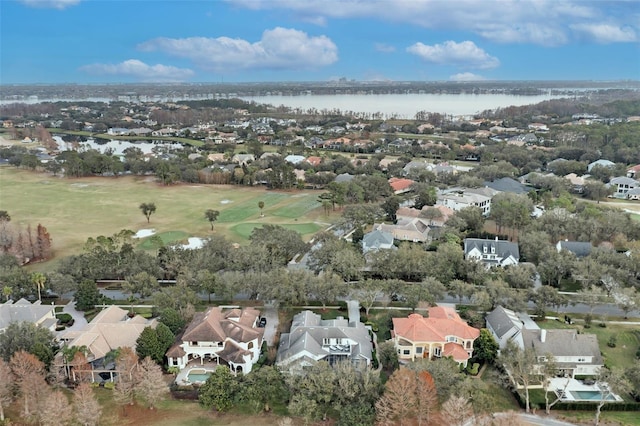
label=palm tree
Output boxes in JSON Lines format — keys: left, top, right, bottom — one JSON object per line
{"left": 204, "top": 209, "right": 220, "bottom": 230}
{"left": 2, "top": 285, "right": 12, "bottom": 302}
{"left": 31, "top": 272, "right": 46, "bottom": 302}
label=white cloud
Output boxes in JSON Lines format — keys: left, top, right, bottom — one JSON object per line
{"left": 19, "top": 0, "right": 80, "bottom": 9}
{"left": 138, "top": 27, "right": 338, "bottom": 72}
{"left": 80, "top": 60, "right": 195, "bottom": 82}
{"left": 228, "top": 0, "right": 638, "bottom": 46}
{"left": 407, "top": 41, "right": 499, "bottom": 69}
{"left": 375, "top": 43, "right": 396, "bottom": 53}
{"left": 570, "top": 23, "right": 637, "bottom": 43}
{"left": 450, "top": 72, "right": 485, "bottom": 81}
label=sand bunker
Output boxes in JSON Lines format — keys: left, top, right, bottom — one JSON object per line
{"left": 220, "top": 199, "right": 232, "bottom": 204}
{"left": 133, "top": 229, "right": 156, "bottom": 239}
{"left": 179, "top": 237, "right": 205, "bottom": 250}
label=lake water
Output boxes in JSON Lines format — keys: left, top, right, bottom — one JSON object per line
{"left": 239, "top": 93, "right": 566, "bottom": 118}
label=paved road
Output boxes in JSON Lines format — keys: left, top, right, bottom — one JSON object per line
{"left": 97, "top": 288, "right": 639, "bottom": 319}
{"left": 464, "top": 412, "right": 577, "bottom": 426}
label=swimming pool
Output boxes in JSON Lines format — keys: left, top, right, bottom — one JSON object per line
{"left": 187, "top": 369, "right": 213, "bottom": 383}
{"left": 569, "top": 390, "right": 618, "bottom": 401}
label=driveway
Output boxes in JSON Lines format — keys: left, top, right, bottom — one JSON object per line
{"left": 56, "top": 299, "right": 88, "bottom": 338}
{"left": 261, "top": 302, "right": 279, "bottom": 347}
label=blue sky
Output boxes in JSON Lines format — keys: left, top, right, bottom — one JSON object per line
{"left": 1, "top": 0, "right": 639, "bottom": 83}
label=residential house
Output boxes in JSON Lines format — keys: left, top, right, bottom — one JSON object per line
{"left": 464, "top": 237, "right": 520, "bottom": 267}
{"left": 564, "top": 173, "right": 586, "bottom": 193}
{"left": 396, "top": 205, "right": 454, "bottom": 228}
{"left": 56, "top": 305, "right": 157, "bottom": 382}
{"left": 523, "top": 329, "right": 604, "bottom": 378}
{"left": 391, "top": 306, "right": 480, "bottom": 367}
{"left": 587, "top": 159, "right": 615, "bottom": 173}
{"left": 284, "top": 155, "right": 306, "bottom": 165}
{"left": 627, "top": 187, "right": 640, "bottom": 201}
{"left": 305, "top": 156, "right": 322, "bottom": 167}
{"left": 437, "top": 189, "right": 494, "bottom": 216}
{"left": 556, "top": 240, "right": 592, "bottom": 258}
{"left": 608, "top": 176, "right": 639, "bottom": 198}
{"left": 0, "top": 298, "right": 57, "bottom": 333}
{"left": 276, "top": 310, "right": 373, "bottom": 374}
{"left": 388, "top": 177, "right": 415, "bottom": 194}
{"left": 483, "top": 177, "right": 532, "bottom": 195}
{"left": 232, "top": 153, "right": 255, "bottom": 166}
{"left": 485, "top": 305, "right": 533, "bottom": 350}
{"left": 486, "top": 306, "right": 603, "bottom": 377}
{"left": 626, "top": 164, "right": 640, "bottom": 179}
{"left": 362, "top": 229, "right": 395, "bottom": 253}
{"left": 528, "top": 123, "right": 549, "bottom": 132}
{"left": 335, "top": 173, "right": 355, "bottom": 183}
{"left": 374, "top": 219, "right": 431, "bottom": 243}
{"left": 166, "top": 307, "right": 263, "bottom": 374}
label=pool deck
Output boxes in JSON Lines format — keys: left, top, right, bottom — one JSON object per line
{"left": 175, "top": 360, "right": 219, "bottom": 385}
{"left": 550, "top": 378, "right": 624, "bottom": 402}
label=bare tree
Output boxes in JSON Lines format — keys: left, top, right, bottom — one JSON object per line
{"left": 376, "top": 368, "right": 418, "bottom": 426}
{"left": 74, "top": 383, "right": 102, "bottom": 426}
{"left": 594, "top": 368, "right": 630, "bottom": 426}
{"left": 440, "top": 395, "right": 473, "bottom": 426}
{"left": 540, "top": 354, "right": 569, "bottom": 414}
{"left": 136, "top": 356, "right": 168, "bottom": 409}
{"left": 0, "top": 359, "right": 13, "bottom": 421}
{"left": 40, "top": 390, "right": 73, "bottom": 426}
{"left": 415, "top": 371, "right": 438, "bottom": 426}
{"left": 114, "top": 347, "right": 139, "bottom": 412}
{"left": 71, "top": 351, "right": 93, "bottom": 384}
{"left": 10, "top": 350, "right": 47, "bottom": 419}
{"left": 500, "top": 340, "right": 537, "bottom": 413}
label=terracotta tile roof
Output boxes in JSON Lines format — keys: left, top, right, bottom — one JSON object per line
{"left": 393, "top": 307, "right": 480, "bottom": 344}
{"left": 443, "top": 342, "right": 470, "bottom": 361}
{"left": 389, "top": 177, "right": 415, "bottom": 192}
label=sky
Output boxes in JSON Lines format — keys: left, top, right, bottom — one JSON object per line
{"left": 1, "top": 0, "right": 639, "bottom": 84}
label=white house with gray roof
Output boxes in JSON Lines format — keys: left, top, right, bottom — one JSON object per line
{"left": 0, "top": 298, "right": 57, "bottom": 333}
{"left": 362, "top": 229, "right": 395, "bottom": 253}
{"left": 464, "top": 238, "right": 519, "bottom": 268}
{"left": 522, "top": 329, "right": 603, "bottom": 378}
{"left": 486, "top": 306, "right": 603, "bottom": 378}
{"left": 587, "top": 159, "right": 615, "bottom": 173}
{"left": 608, "top": 176, "right": 639, "bottom": 198}
{"left": 276, "top": 310, "right": 372, "bottom": 374}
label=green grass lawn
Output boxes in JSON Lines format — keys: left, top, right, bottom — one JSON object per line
{"left": 0, "top": 167, "right": 336, "bottom": 268}
{"left": 556, "top": 410, "right": 640, "bottom": 426}
{"left": 537, "top": 320, "right": 640, "bottom": 369}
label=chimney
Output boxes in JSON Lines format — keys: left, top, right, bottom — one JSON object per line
{"left": 541, "top": 329, "right": 546, "bottom": 343}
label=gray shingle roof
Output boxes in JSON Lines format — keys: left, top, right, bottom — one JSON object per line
{"left": 522, "top": 329, "right": 603, "bottom": 366}
{"left": 482, "top": 177, "right": 532, "bottom": 194}
{"left": 464, "top": 238, "right": 520, "bottom": 260}
{"left": 485, "top": 306, "right": 522, "bottom": 339}
{"left": 558, "top": 241, "right": 592, "bottom": 257}
{"left": 276, "top": 311, "right": 372, "bottom": 369}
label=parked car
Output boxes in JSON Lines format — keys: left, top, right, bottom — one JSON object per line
{"left": 258, "top": 317, "right": 267, "bottom": 328}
